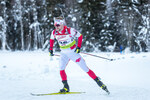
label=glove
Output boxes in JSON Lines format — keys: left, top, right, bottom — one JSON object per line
{"left": 49, "top": 50, "right": 54, "bottom": 56}
{"left": 75, "top": 47, "right": 80, "bottom": 53}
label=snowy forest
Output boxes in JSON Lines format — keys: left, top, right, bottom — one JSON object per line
{"left": 0, "top": 0, "right": 150, "bottom": 52}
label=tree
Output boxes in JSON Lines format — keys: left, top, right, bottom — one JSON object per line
{"left": 0, "top": 0, "right": 10, "bottom": 50}
{"left": 0, "top": 0, "right": 150, "bottom": 52}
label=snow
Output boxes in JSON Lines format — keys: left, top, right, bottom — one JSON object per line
{"left": 77, "top": 0, "right": 84, "bottom": 3}
{"left": 1, "top": 1, "right": 5, "bottom": 5}
{"left": 88, "top": 12, "right": 91, "bottom": 17}
{"left": 72, "top": 17, "right": 77, "bottom": 22}
{"left": 0, "top": 16, "right": 4, "bottom": 22}
{"left": 30, "top": 21, "right": 40, "bottom": 29}
{"left": 68, "top": 14, "right": 72, "bottom": 18}
{"left": 0, "top": 51, "right": 150, "bottom": 100}
{"left": 106, "top": 0, "right": 112, "bottom": 11}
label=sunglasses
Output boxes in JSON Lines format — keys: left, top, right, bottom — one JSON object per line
{"left": 55, "top": 24, "right": 60, "bottom": 27}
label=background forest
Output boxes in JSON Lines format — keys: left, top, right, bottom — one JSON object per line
{"left": 0, "top": 0, "right": 150, "bottom": 52}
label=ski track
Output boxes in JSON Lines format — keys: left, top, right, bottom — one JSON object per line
{"left": 0, "top": 51, "right": 150, "bottom": 100}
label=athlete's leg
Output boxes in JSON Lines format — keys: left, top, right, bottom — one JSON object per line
{"left": 65, "top": 50, "right": 110, "bottom": 93}
{"left": 66, "top": 51, "right": 98, "bottom": 79}
{"left": 59, "top": 53, "right": 70, "bottom": 92}
{"left": 59, "top": 53, "right": 70, "bottom": 80}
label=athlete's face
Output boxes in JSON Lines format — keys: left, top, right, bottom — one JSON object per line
{"left": 55, "top": 24, "right": 64, "bottom": 32}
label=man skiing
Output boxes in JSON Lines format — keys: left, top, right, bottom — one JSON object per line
{"left": 49, "top": 16, "right": 110, "bottom": 94}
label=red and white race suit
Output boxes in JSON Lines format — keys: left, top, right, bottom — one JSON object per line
{"left": 50, "top": 26, "right": 97, "bottom": 81}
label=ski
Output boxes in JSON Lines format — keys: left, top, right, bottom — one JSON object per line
{"left": 103, "top": 87, "right": 110, "bottom": 95}
{"left": 30, "top": 92, "right": 85, "bottom": 96}
{"left": 105, "top": 89, "right": 110, "bottom": 95}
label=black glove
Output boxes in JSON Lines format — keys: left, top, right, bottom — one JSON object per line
{"left": 49, "top": 50, "right": 54, "bottom": 56}
{"left": 75, "top": 47, "right": 80, "bottom": 53}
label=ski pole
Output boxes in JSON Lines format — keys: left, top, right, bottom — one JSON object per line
{"left": 50, "top": 54, "right": 60, "bottom": 61}
{"left": 53, "top": 53, "right": 113, "bottom": 61}
{"left": 54, "top": 54, "right": 60, "bottom": 57}
{"left": 81, "top": 52, "right": 114, "bottom": 61}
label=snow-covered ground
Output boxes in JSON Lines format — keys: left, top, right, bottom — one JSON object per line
{"left": 0, "top": 51, "right": 150, "bottom": 100}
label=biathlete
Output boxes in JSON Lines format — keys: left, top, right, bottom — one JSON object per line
{"left": 49, "top": 16, "right": 110, "bottom": 94}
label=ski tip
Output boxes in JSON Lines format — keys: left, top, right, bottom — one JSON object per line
{"left": 107, "top": 91, "right": 110, "bottom": 95}
{"left": 104, "top": 88, "right": 110, "bottom": 95}
{"left": 30, "top": 93, "right": 35, "bottom": 96}
{"left": 105, "top": 90, "right": 110, "bottom": 95}
{"left": 30, "top": 93, "right": 44, "bottom": 96}
{"left": 30, "top": 93, "right": 38, "bottom": 96}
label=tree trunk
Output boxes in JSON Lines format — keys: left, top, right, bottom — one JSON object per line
{"left": 148, "top": 2, "right": 150, "bottom": 49}
{"left": 0, "top": 0, "right": 7, "bottom": 50}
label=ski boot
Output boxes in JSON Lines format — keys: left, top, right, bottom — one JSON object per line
{"left": 94, "top": 77, "right": 110, "bottom": 94}
{"left": 60, "top": 80, "right": 70, "bottom": 93}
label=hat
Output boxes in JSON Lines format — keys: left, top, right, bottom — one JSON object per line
{"left": 54, "top": 17, "right": 65, "bottom": 26}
